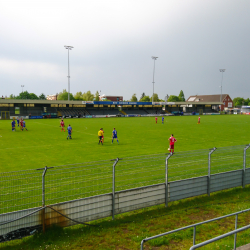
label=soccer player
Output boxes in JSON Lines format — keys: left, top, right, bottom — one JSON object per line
{"left": 155, "top": 117, "right": 158, "bottom": 124}
{"left": 67, "top": 124, "right": 72, "bottom": 140}
{"left": 60, "top": 119, "right": 65, "bottom": 132}
{"left": 11, "top": 119, "right": 16, "bottom": 131}
{"left": 20, "top": 118, "right": 23, "bottom": 131}
{"left": 22, "top": 120, "right": 28, "bottom": 131}
{"left": 17, "top": 117, "right": 20, "bottom": 127}
{"left": 101, "top": 128, "right": 104, "bottom": 143}
{"left": 168, "top": 134, "right": 177, "bottom": 154}
{"left": 98, "top": 128, "right": 104, "bottom": 145}
{"left": 162, "top": 116, "right": 164, "bottom": 124}
{"left": 198, "top": 116, "right": 200, "bottom": 124}
{"left": 112, "top": 128, "right": 119, "bottom": 144}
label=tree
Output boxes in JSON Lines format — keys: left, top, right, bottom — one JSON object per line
{"left": 233, "top": 97, "right": 245, "bottom": 107}
{"left": 245, "top": 98, "right": 250, "bottom": 106}
{"left": 168, "top": 95, "right": 180, "bottom": 102}
{"left": 15, "top": 91, "right": 38, "bottom": 99}
{"left": 130, "top": 93, "right": 137, "bottom": 102}
{"left": 150, "top": 93, "right": 160, "bottom": 102}
{"left": 178, "top": 90, "right": 185, "bottom": 101}
{"left": 82, "top": 91, "right": 94, "bottom": 101}
{"left": 16, "top": 91, "right": 28, "bottom": 99}
{"left": 29, "top": 93, "right": 39, "bottom": 99}
{"left": 9, "top": 94, "right": 15, "bottom": 99}
{"left": 140, "top": 92, "right": 145, "bottom": 101}
{"left": 74, "top": 91, "right": 83, "bottom": 100}
{"left": 39, "top": 93, "right": 46, "bottom": 100}
{"left": 94, "top": 91, "right": 100, "bottom": 101}
{"left": 57, "top": 89, "right": 74, "bottom": 100}
{"left": 140, "top": 95, "right": 150, "bottom": 102}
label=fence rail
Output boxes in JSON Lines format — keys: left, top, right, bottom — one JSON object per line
{"left": 141, "top": 208, "right": 250, "bottom": 250}
{"left": 0, "top": 144, "right": 250, "bottom": 244}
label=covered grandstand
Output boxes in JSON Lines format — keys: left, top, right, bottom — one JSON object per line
{"left": 0, "top": 99, "right": 222, "bottom": 119}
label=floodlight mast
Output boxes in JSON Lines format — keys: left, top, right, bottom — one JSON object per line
{"left": 219, "top": 69, "right": 226, "bottom": 103}
{"left": 151, "top": 56, "right": 158, "bottom": 103}
{"left": 21, "top": 85, "right": 24, "bottom": 93}
{"left": 64, "top": 46, "right": 74, "bottom": 101}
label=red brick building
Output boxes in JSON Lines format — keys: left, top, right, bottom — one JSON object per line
{"left": 46, "top": 94, "right": 58, "bottom": 100}
{"left": 187, "top": 94, "right": 233, "bottom": 111}
{"left": 100, "top": 95, "right": 123, "bottom": 102}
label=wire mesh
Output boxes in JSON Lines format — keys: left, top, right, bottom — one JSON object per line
{"left": 246, "top": 146, "right": 250, "bottom": 169}
{"left": 45, "top": 160, "right": 113, "bottom": 205}
{"left": 1, "top": 145, "right": 250, "bottom": 215}
{"left": 212, "top": 145, "right": 246, "bottom": 174}
{"left": 115, "top": 154, "right": 166, "bottom": 191}
{"left": 167, "top": 149, "right": 209, "bottom": 182}
{"left": 0, "top": 170, "right": 42, "bottom": 214}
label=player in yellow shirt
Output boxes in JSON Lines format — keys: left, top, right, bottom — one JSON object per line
{"left": 98, "top": 128, "right": 104, "bottom": 145}
{"left": 101, "top": 128, "right": 104, "bottom": 143}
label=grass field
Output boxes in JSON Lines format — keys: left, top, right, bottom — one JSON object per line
{"left": 1, "top": 114, "right": 250, "bottom": 249}
{"left": 1, "top": 115, "right": 250, "bottom": 172}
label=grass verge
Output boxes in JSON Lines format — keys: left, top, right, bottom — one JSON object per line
{"left": 1, "top": 185, "right": 250, "bottom": 249}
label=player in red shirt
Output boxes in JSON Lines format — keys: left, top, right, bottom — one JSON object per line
{"left": 20, "top": 118, "right": 24, "bottom": 131}
{"left": 155, "top": 117, "right": 158, "bottom": 124}
{"left": 168, "top": 134, "right": 177, "bottom": 153}
{"left": 197, "top": 116, "right": 200, "bottom": 124}
{"left": 60, "top": 119, "right": 65, "bottom": 132}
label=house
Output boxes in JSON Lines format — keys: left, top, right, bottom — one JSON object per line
{"left": 186, "top": 94, "right": 233, "bottom": 111}
{"left": 46, "top": 94, "right": 58, "bottom": 100}
{"left": 99, "top": 95, "right": 123, "bottom": 102}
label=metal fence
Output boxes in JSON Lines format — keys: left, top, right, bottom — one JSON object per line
{"left": 141, "top": 208, "right": 250, "bottom": 250}
{"left": 0, "top": 144, "right": 250, "bottom": 244}
{"left": 1, "top": 145, "right": 250, "bottom": 215}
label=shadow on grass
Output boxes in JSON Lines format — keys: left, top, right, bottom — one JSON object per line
{"left": 1, "top": 185, "right": 250, "bottom": 250}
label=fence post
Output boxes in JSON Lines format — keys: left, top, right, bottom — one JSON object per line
{"left": 234, "top": 214, "right": 238, "bottom": 250}
{"left": 111, "top": 158, "right": 119, "bottom": 220}
{"left": 193, "top": 225, "right": 196, "bottom": 246}
{"left": 165, "top": 153, "right": 173, "bottom": 207}
{"left": 37, "top": 166, "right": 53, "bottom": 233}
{"left": 208, "top": 147, "right": 217, "bottom": 196}
{"left": 42, "top": 166, "right": 48, "bottom": 233}
{"left": 243, "top": 144, "right": 250, "bottom": 188}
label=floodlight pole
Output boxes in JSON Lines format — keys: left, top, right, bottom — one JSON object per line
{"left": 64, "top": 46, "right": 74, "bottom": 101}
{"left": 152, "top": 56, "right": 158, "bottom": 103}
{"left": 21, "top": 85, "right": 24, "bottom": 93}
{"left": 219, "top": 69, "right": 226, "bottom": 103}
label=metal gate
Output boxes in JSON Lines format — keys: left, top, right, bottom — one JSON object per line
{"left": 1, "top": 111, "right": 10, "bottom": 120}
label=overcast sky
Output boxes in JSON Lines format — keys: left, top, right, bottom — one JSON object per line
{"left": 0, "top": 0, "right": 249, "bottom": 100}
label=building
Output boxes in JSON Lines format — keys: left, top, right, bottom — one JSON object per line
{"left": 100, "top": 95, "right": 123, "bottom": 102}
{"left": 187, "top": 94, "right": 233, "bottom": 111}
{"left": 46, "top": 94, "right": 58, "bottom": 101}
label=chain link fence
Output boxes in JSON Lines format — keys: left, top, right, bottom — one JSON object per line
{"left": 45, "top": 160, "right": 113, "bottom": 205}
{"left": 116, "top": 154, "right": 166, "bottom": 191}
{"left": 0, "top": 170, "right": 42, "bottom": 214}
{"left": 0, "top": 145, "right": 250, "bottom": 215}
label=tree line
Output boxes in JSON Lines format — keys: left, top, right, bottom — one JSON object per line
{"left": 8, "top": 92, "right": 46, "bottom": 100}
{"left": 130, "top": 90, "right": 185, "bottom": 102}
{"left": 6, "top": 91, "right": 250, "bottom": 106}
{"left": 6, "top": 90, "right": 186, "bottom": 102}
{"left": 233, "top": 97, "right": 250, "bottom": 106}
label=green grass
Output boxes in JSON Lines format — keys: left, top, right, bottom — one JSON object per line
{"left": 1, "top": 115, "right": 250, "bottom": 172}
{"left": 2, "top": 185, "right": 250, "bottom": 250}
{"left": 1, "top": 115, "right": 250, "bottom": 213}
{"left": 1, "top": 115, "right": 250, "bottom": 249}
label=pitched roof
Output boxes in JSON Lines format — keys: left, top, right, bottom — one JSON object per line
{"left": 187, "top": 94, "right": 230, "bottom": 102}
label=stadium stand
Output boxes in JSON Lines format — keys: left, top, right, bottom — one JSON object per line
{"left": 123, "top": 109, "right": 148, "bottom": 115}
{"left": 86, "top": 109, "right": 120, "bottom": 115}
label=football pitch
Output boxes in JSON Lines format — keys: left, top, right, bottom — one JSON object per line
{"left": 0, "top": 115, "right": 250, "bottom": 173}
